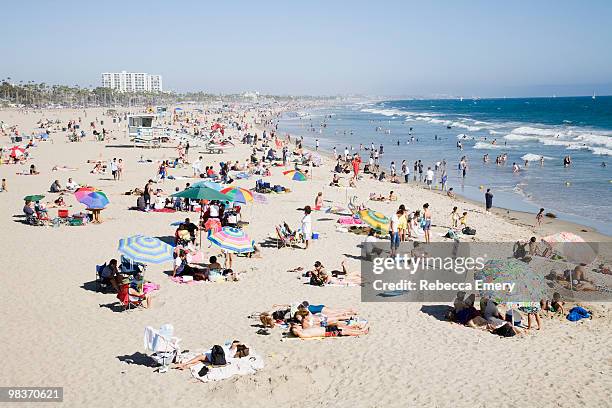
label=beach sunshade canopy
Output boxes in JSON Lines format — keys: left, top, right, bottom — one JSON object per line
{"left": 9, "top": 146, "right": 25, "bottom": 157}
{"left": 357, "top": 209, "right": 390, "bottom": 232}
{"left": 541, "top": 232, "right": 597, "bottom": 265}
{"left": 219, "top": 186, "right": 254, "bottom": 204}
{"left": 171, "top": 186, "right": 233, "bottom": 202}
{"left": 76, "top": 190, "right": 109, "bottom": 209}
{"left": 208, "top": 227, "right": 255, "bottom": 254}
{"left": 24, "top": 194, "right": 45, "bottom": 202}
{"left": 283, "top": 169, "right": 307, "bottom": 181}
{"left": 474, "top": 259, "right": 548, "bottom": 305}
{"left": 118, "top": 235, "right": 174, "bottom": 264}
{"left": 191, "top": 180, "right": 222, "bottom": 191}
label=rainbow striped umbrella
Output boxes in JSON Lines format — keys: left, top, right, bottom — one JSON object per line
{"left": 73, "top": 186, "right": 97, "bottom": 201}
{"left": 357, "top": 209, "right": 390, "bottom": 232}
{"left": 208, "top": 227, "right": 255, "bottom": 254}
{"left": 118, "top": 235, "right": 174, "bottom": 264}
{"left": 283, "top": 169, "right": 307, "bottom": 181}
{"left": 220, "top": 186, "right": 254, "bottom": 204}
{"left": 77, "top": 190, "right": 109, "bottom": 209}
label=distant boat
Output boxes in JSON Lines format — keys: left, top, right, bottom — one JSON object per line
{"left": 459, "top": 97, "right": 464, "bottom": 102}
{"left": 592, "top": 91, "right": 596, "bottom": 100}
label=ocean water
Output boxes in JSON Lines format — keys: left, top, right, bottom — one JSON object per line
{"left": 278, "top": 96, "right": 612, "bottom": 235}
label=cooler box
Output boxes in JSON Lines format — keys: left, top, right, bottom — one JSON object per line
{"left": 58, "top": 209, "right": 69, "bottom": 218}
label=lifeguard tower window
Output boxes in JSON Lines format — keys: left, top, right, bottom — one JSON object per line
{"left": 129, "top": 116, "right": 153, "bottom": 127}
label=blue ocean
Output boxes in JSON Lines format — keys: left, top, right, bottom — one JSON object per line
{"left": 278, "top": 96, "right": 612, "bottom": 235}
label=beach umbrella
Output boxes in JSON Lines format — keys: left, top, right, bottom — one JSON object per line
{"left": 191, "top": 180, "right": 222, "bottom": 191}
{"left": 541, "top": 232, "right": 597, "bottom": 265}
{"left": 73, "top": 186, "right": 97, "bottom": 201}
{"left": 219, "top": 186, "right": 254, "bottom": 204}
{"left": 474, "top": 259, "right": 548, "bottom": 305}
{"left": 118, "top": 235, "right": 174, "bottom": 264}
{"left": 24, "top": 194, "right": 45, "bottom": 202}
{"left": 357, "top": 209, "right": 390, "bottom": 232}
{"left": 171, "top": 185, "right": 233, "bottom": 202}
{"left": 283, "top": 169, "right": 307, "bottom": 181}
{"left": 9, "top": 146, "right": 25, "bottom": 158}
{"left": 77, "top": 190, "right": 109, "bottom": 209}
{"left": 208, "top": 227, "right": 255, "bottom": 254}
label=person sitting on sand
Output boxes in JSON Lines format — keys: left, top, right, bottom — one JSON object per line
{"left": 388, "top": 191, "right": 397, "bottom": 201}
{"left": 314, "top": 192, "right": 323, "bottom": 210}
{"left": 541, "top": 292, "right": 565, "bottom": 314}
{"left": 483, "top": 299, "right": 522, "bottom": 335}
{"left": 66, "top": 177, "right": 79, "bottom": 192}
{"left": 172, "top": 250, "right": 195, "bottom": 277}
{"left": 50, "top": 179, "right": 63, "bottom": 193}
{"left": 91, "top": 161, "right": 104, "bottom": 174}
{"left": 173, "top": 341, "right": 250, "bottom": 370}
{"left": 53, "top": 193, "right": 68, "bottom": 207}
{"left": 29, "top": 164, "right": 39, "bottom": 175}
{"left": 100, "top": 259, "right": 121, "bottom": 291}
{"left": 118, "top": 277, "right": 152, "bottom": 308}
{"left": 329, "top": 173, "right": 340, "bottom": 187}
{"left": 447, "top": 187, "right": 455, "bottom": 198}
{"left": 308, "top": 261, "right": 362, "bottom": 286}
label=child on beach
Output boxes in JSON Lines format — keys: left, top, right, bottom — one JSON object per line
{"left": 459, "top": 212, "right": 468, "bottom": 228}
{"left": 0, "top": 178, "right": 6, "bottom": 192}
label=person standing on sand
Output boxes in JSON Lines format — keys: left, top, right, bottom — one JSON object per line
{"left": 315, "top": 139, "right": 319, "bottom": 151}
{"left": 485, "top": 189, "right": 493, "bottom": 213}
{"left": 301, "top": 206, "right": 313, "bottom": 250}
{"left": 401, "top": 160, "right": 409, "bottom": 183}
{"left": 422, "top": 203, "right": 432, "bottom": 243}
{"left": 389, "top": 208, "right": 401, "bottom": 257}
{"left": 536, "top": 208, "right": 545, "bottom": 227}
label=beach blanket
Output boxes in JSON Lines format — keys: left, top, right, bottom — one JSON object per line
{"left": 153, "top": 208, "right": 176, "bottom": 213}
{"left": 189, "top": 353, "right": 264, "bottom": 383}
{"left": 567, "top": 306, "right": 591, "bottom": 322}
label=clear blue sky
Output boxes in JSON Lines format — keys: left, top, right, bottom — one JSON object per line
{"left": 1, "top": 0, "right": 611, "bottom": 96}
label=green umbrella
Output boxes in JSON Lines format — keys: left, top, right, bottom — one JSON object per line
{"left": 171, "top": 186, "right": 233, "bottom": 202}
{"left": 24, "top": 194, "right": 45, "bottom": 202}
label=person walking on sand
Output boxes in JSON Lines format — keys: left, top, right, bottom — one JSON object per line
{"left": 485, "top": 188, "right": 493, "bottom": 213}
{"left": 389, "top": 208, "right": 402, "bottom": 257}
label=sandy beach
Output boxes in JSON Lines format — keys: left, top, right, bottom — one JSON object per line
{"left": 1, "top": 104, "right": 611, "bottom": 408}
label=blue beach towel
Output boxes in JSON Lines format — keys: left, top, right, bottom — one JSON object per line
{"left": 567, "top": 306, "right": 591, "bottom": 322}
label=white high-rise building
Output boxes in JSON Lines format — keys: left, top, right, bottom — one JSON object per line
{"left": 101, "top": 71, "right": 163, "bottom": 92}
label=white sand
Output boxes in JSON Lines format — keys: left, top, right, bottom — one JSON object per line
{"left": 0, "top": 106, "right": 610, "bottom": 408}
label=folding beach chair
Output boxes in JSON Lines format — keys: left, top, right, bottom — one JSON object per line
{"left": 143, "top": 325, "right": 181, "bottom": 373}
{"left": 275, "top": 225, "right": 297, "bottom": 249}
{"left": 117, "top": 283, "right": 145, "bottom": 311}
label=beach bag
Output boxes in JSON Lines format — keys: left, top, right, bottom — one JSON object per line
{"left": 272, "top": 308, "right": 290, "bottom": 321}
{"left": 210, "top": 345, "right": 226, "bottom": 366}
{"left": 462, "top": 227, "right": 476, "bottom": 236}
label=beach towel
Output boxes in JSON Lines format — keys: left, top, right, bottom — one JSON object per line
{"left": 337, "top": 216, "right": 363, "bottom": 226}
{"left": 189, "top": 353, "right": 264, "bottom": 383}
{"left": 567, "top": 306, "right": 591, "bottom": 322}
{"left": 153, "top": 208, "right": 176, "bottom": 213}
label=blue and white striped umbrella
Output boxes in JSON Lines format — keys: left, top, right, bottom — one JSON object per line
{"left": 118, "top": 235, "right": 174, "bottom": 264}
